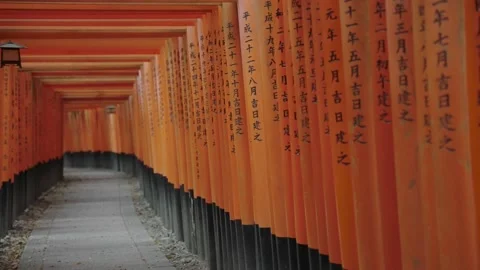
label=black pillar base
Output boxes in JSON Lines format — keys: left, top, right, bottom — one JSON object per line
{"left": 0, "top": 158, "right": 63, "bottom": 238}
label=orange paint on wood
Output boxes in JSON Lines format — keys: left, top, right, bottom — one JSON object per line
{"left": 368, "top": 1, "right": 402, "bottom": 269}
{"left": 310, "top": 1, "right": 342, "bottom": 261}
{"left": 301, "top": 0, "right": 329, "bottom": 255}
{"left": 173, "top": 38, "right": 189, "bottom": 189}
{"left": 33, "top": 70, "right": 139, "bottom": 76}
{"left": 199, "top": 15, "right": 222, "bottom": 205}
{"left": 411, "top": 0, "right": 440, "bottom": 269}
{"left": 465, "top": 0, "right": 480, "bottom": 261}
{"left": 339, "top": 1, "right": 384, "bottom": 269}
{"left": 221, "top": 3, "right": 254, "bottom": 225}
{"left": 24, "top": 58, "right": 150, "bottom": 63}
{"left": 211, "top": 10, "right": 229, "bottom": 211}
{"left": 321, "top": 1, "right": 359, "bottom": 268}
{"left": 425, "top": 1, "right": 478, "bottom": 269}
{"left": 274, "top": 0, "right": 296, "bottom": 240}
{"left": 195, "top": 18, "right": 213, "bottom": 202}
{"left": 23, "top": 48, "right": 160, "bottom": 56}
{"left": 385, "top": 1, "right": 425, "bottom": 268}
{"left": 281, "top": 0, "right": 306, "bottom": 245}
{"left": 0, "top": 9, "right": 207, "bottom": 20}
{"left": 214, "top": 12, "right": 234, "bottom": 215}
{"left": 186, "top": 26, "right": 209, "bottom": 199}
{"left": 0, "top": 32, "right": 184, "bottom": 40}
{"left": 286, "top": 0, "right": 316, "bottom": 248}
{"left": 0, "top": 2, "right": 218, "bottom": 10}
{"left": 258, "top": 0, "right": 286, "bottom": 237}
{"left": 237, "top": 0, "right": 272, "bottom": 228}
{"left": 0, "top": 20, "right": 196, "bottom": 27}
{"left": 177, "top": 36, "right": 194, "bottom": 193}
{"left": 45, "top": 82, "right": 132, "bottom": 89}
{"left": 0, "top": 67, "right": 10, "bottom": 182}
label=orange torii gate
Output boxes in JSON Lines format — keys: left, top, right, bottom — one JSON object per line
{"left": 0, "top": 66, "right": 63, "bottom": 237}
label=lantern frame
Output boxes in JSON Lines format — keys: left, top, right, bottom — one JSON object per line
{"left": 0, "top": 40, "right": 26, "bottom": 68}
{"left": 105, "top": 105, "right": 116, "bottom": 114}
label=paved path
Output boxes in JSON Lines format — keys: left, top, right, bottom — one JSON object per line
{"left": 19, "top": 168, "right": 175, "bottom": 270}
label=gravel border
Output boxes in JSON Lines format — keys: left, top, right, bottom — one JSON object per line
{"left": 128, "top": 178, "right": 209, "bottom": 270}
{"left": 0, "top": 182, "right": 66, "bottom": 270}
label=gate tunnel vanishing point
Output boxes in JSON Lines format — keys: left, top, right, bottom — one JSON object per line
{"left": 1, "top": 0, "right": 480, "bottom": 270}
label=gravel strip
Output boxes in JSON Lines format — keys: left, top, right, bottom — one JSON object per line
{"left": 0, "top": 182, "right": 66, "bottom": 270}
{"left": 129, "top": 179, "right": 209, "bottom": 270}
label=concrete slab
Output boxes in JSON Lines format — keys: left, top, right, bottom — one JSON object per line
{"left": 19, "top": 168, "right": 176, "bottom": 270}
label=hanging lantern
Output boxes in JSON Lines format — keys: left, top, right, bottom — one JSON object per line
{"left": 0, "top": 40, "right": 26, "bottom": 68}
{"left": 105, "top": 105, "right": 116, "bottom": 114}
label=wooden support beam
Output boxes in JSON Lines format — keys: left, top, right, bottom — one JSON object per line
{"left": 23, "top": 58, "right": 150, "bottom": 63}
{"left": 24, "top": 54, "right": 152, "bottom": 60}
{"left": 0, "top": 20, "right": 197, "bottom": 27}
{"left": 0, "top": 2, "right": 225, "bottom": 11}
{"left": 39, "top": 77, "right": 137, "bottom": 84}
{"left": 0, "top": 38, "right": 168, "bottom": 48}
{"left": 0, "top": 9, "right": 210, "bottom": 20}
{"left": 32, "top": 70, "right": 139, "bottom": 76}
{"left": 22, "top": 48, "right": 159, "bottom": 55}
{"left": 0, "top": 32, "right": 184, "bottom": 39}
{"left": 62, "top": 96, "right": 130, "bottom": 103}
{"left": 45, "top": 82, "right": 132, "bottom": 88}
{"left": 22, "top": 62, "right": 143, "bottom": 71}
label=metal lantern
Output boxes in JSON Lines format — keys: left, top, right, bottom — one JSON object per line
{"left": 0, "top": 40, "right": 26, "bottom": 68}
{"left": 105, "top": 105, "right": 116, "bottom": 114}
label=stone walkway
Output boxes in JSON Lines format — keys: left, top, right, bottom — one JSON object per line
{"left": 19, "top": 168, "right": 175, "bottom": 270}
